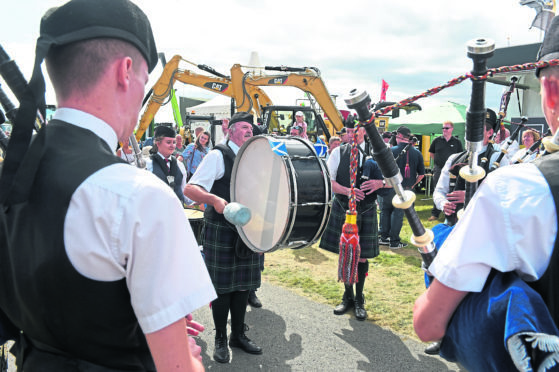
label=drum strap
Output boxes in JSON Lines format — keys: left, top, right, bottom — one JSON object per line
{"left": 204, "top": 143, "right": 235, "bottom": 221}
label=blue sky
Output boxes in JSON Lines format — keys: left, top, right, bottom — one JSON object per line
{"left": 1, "top": 0, "right": 548, "bottom": 118}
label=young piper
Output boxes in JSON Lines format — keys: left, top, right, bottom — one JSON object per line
{"left": 0, "top": 1, "right": 216, "bottom": 370}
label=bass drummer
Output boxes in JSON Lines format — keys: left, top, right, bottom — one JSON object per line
{"left": 320, "top": 115, "right": 386, "bottom": 321}
{"left": 184, "top": 111, "right": 263, "bottom": 364}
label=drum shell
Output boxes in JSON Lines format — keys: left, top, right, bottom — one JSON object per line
{"left": 282, "top": 141, "right": 330, "bottom": 243}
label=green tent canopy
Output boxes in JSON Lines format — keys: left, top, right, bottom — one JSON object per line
{"left": 389, "top": 101, "right": 466, "bottom": 145}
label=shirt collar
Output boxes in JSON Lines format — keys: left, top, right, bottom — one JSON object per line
{"left": 226, "top": 140, "right": 241, "bottom": 155}
{"left": 53, "top": 108, "right": 118, "bottom": 151}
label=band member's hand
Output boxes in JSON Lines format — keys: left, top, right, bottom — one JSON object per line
{"left": 213, "top": 198, "right": 228, "bottom": 214}
{"left": 361, "top": 179, "right": 383, "bottom": 195}
{"left": 445, "top": 190, "right": 465, "bottom": 204}
{"left": 188, "top": 336, "right": 203, "bottom": 362}
{"left": 185, "top": 313, "right": 205, "bottom": 336}
{"left": 354, "top": 188, "right": 366, "bottom": 201}
{"left": 442, "top": 201, "right": 456, "bottom": 216}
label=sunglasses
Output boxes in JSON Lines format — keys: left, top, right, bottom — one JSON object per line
{"left": 442, "top": 127, "right": 452, "bottom": 130}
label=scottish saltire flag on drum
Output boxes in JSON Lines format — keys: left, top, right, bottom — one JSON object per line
{"left": 314, "top": 137, "right": 327, "bottom": 157}
{"left": 267, "top": 138, "right": 288, "bottom": 156}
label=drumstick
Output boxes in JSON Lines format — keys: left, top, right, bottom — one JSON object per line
{"left": 224, "top": 202, "right": 252, "bottom": 226}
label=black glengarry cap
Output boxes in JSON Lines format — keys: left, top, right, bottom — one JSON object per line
{"left": 40, "top": 0, "right": 158, "bottom": 72}
{"left": 154, "top": 125, "right": 176, "bottom": 138}
{"left": 230, "top": 112, "right": 254, "bottom": 127}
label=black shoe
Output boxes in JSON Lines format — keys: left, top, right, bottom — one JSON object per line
{"left": 333, "top": 296, "right": 354, "bottom": 315}
{"left": 248, "top": 291, "right": 262, "bottom": 308}
{"left": 389, "top": 242, "right": 407, "bottom": 250}
{"left": 424, "top": 341, "right": 441, "bottom": 355}
{"left": 213, "top": 331, "right": 230, "bottom": 363}
{"left": 229, "top": 333, "right": 263, "bottom": 354}
{"left": 378, "top": 237, "right": 390, "bottom": 245}
{"left": 354, "top": 294, "right": 367, "bottom": 321}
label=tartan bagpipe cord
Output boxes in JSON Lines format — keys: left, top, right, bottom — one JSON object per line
{"left": 338, "top": 127, "right": 361, "bottom": 284}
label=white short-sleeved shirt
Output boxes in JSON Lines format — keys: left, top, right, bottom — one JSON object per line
{"left": 327, "top": 142, "right": 366, "bottom": 181}
{"left": 188, "top": 140, "right": 240, "bottom": 191}
{"left": 429, "top": 162, "right": 557, "bottom": 292}
{"left": 55, "top": 108, "right": 216, "bottom": 334}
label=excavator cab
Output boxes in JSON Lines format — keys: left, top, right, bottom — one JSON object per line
{"left": 260, "top": 106, "right": 329, "bottom": 142}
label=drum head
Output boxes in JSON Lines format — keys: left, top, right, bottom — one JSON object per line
{"left": 231, "top": 136, "right": 290, "bottom": 252}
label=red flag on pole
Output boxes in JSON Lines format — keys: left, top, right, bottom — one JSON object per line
{"left": 380, "top": 79, "right": 389, "bottom": 102}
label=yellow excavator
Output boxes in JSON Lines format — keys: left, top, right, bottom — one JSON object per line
{"left": 136, "top": 55, "right": 346, "bottom": 143}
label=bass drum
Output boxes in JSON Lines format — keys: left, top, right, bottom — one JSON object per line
{"left": 231, "top": 135, "right": 332, "bottom": 253}
{"left": 184, "top": 208, "right": 204, "bottom": 246}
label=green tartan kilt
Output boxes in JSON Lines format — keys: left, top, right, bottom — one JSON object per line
{"left": 319, "top": 195, "right": 379, "bottom": 259}
{"left": 202, "top": 215, "right": 261, "bottom": 295}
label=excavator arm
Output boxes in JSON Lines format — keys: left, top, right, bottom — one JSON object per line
{"left": 136, "top": 55, "right": 273, "bottom": 141}
{"left": 230, "top": 64, "right": 344, "bottom": 133}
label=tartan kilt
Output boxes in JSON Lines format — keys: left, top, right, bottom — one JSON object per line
{"left": 319, "top": 194, "right": 379, "bottom": 259}
{"left": 202, "top": 215, "right": 261, "bottom": 294}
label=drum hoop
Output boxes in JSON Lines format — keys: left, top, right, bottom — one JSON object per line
{"left": 230, "top": 135, "right": 292, "bottom": 253}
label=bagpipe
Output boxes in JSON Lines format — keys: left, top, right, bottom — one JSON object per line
{"left": 337, "top": 37, "right": 559, "bottom": 282}
{"left": 339, "top": 38, "right": 559, "bottom": 370}
{"left": 339, "top": 38, "right": 496, "bottom": 279}
{"left": 512, "top": 129, "right": 550, "bottom": 164}
{"left": 344, "top": 89, "right": 437, "bottom": 274}
{"left": 459, "top": 39, "right": 495, "bottom": 210}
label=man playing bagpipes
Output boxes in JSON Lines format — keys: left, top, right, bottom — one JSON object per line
{"left": 432, "top": 109, "right": 506, "bottom": 227}
{"left": 320, "top": 115, "right": 386, "bottom": 321}
{"left": 414, "top": 18, "right": 559, "bottom": 371}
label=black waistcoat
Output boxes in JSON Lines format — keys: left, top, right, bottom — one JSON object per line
{"left": 0, "top": 120, "right": 154, "bottom": 370}
{"left": 335, "top": 143, "right": 375, "bottom": 204}
{"left": 150, "top": 154, "right": 184, "bottom": 202}
{"left": 204, "top": 143, "right": 236, "bottom": 221}
{"left": 529, "top": 150, "right": 559, "bottom": 327}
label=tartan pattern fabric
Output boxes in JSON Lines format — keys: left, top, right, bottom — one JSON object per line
{"left": 319, "top": 195, "right": 379, "bottom": 259}
{"left": 202, "top": 215, "right": 261, "bottom": 294}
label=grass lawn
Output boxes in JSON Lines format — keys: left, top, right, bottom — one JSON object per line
{"left": 262, "top": 194, "right": 442, "bottom": 341}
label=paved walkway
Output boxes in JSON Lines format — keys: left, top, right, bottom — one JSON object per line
{"left": 193, "top": 282, "right": 464, "bottom": 371}
{"left": 2, "top": 282, "right": 463, "bottom": 371}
